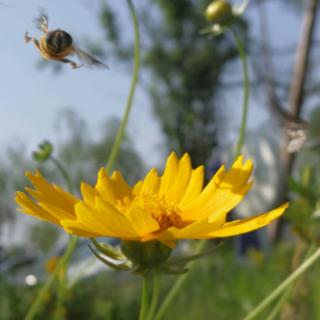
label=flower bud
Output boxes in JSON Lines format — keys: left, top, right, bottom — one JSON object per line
{"left": 205, "top": 0, "right": 233, "bottom": 25}
{"left": 33, "top": 140, "right": 53, "bottom": 162}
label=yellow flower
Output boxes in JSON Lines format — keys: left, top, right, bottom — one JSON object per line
{"left": 16, "top": 153, "right": 288, "bottom": 247}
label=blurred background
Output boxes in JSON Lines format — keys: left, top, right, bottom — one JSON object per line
{"left": 1, "top": 0, "right": 320, "bottom": 319}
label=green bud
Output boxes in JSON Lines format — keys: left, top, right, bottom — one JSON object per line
{"left": 121, "top": 241, "right": 172, "bottom": 273}
{"left": 33, "top": 140, "right": 53, "bottom": 162}
{"left": 205, "top": 0, "right": 233, "bottom": 25}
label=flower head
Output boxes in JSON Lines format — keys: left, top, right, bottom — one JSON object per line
{"left": 16, "top": 153, "right": 288, "bottom": 248}
{"left": 202, "top": 0, "right": 249, "bottom": 36}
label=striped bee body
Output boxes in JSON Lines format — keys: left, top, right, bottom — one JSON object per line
{"left": 25, "top": 12, "right": 108, "bottom": 69}
{"left": 46, "top": 29, "right": 73, "bottom": 52}
{"left": 39, "top": 30, "right": 74, "bottom": 60}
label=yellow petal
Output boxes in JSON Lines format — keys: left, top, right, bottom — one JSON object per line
{"left": 74, "top": 201, "right": 114, "bottom": 236}
{"left": 74, "top": 199, "right": 138, "bottom": 239}
{"left": 15, "top": 192, "right": 60, "bottom": 225}
{"left": 141, "top": 168, "right": 161, "bottom": 195}
{"left": 159, "top": 217, "right": 217, "bottom": 240}
{"left": 182, "top": 157, "right": 253, "bottom": 221}
{"left": 125, "top": 206, "right": 160, "bottom": 236}
{"left": 179, "top": 165, "right": 204, "bottom": 208}
{"left": 25, "top": 171, "right": 78, "bottom": 218}
{"left": 95, "top": 168, "right": 118, "bottom": 205}
{"left": 110, "top": 171, "right": 133, "bottom": 198}
{"left": 159, "top": 152, "right": 179, "bottom": 197}
{"left": 60, "top": 219, "right": 101, "bottom": 237}
{"left": 93, "top": 196, "right": 139, "bottom": 239}
{"left": 133, "top": 180, "right": 143, "bottom": 196}
{"left": 166, "top": 153, "right": 192, "bottom": 203}
{"left": 203, "top": 203, "right": 289, "bottom": 238}
{"left": 81, "top": 182, "right": 98, "bottom": 207}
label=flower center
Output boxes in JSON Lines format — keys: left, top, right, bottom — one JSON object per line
{"left": 140, "top": 195, "right": 189, "bottom": 230}
{"left": 116, "top": 194, "right": 190, "bottom": 230}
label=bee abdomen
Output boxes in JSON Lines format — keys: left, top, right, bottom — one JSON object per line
{"left": 46, "top": 29, "right": 73, "bottom": 53}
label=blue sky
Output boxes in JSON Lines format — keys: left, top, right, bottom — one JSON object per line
{"left": 0, "top": 0, "right": 317, "bottom": 168}
{"left": 0, "top": 0, "right": 163, "bottom": 166}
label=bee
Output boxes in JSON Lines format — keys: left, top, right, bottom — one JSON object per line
{"left": 25, "top": 12, "right": 107, "bottom": 69}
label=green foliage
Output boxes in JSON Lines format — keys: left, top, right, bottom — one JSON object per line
{"left": 287, "top": 164, "right": 320, "bottom": 244}
{"left": 2, "top": 243, "right": 320, "bottom": 320}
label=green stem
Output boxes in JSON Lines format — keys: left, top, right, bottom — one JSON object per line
{"left": 265, "top": 285, "right": 293, "bottom": 320}
{"left": 53, "top": 267, "right": 66, "bottom": 320}
{"left": 147, "top": 273, "right": 160, "bottom": 320}
{"left": 25, "top": 236, "right": 78, "bottom": 320}
{"left": 154, "top": 241, "right": 206, "bottom": 320}
{"left": 243, "top": 247, "right": 320, "bottom": 320}
{"left": 231, "top": 27, "right": 250, "bottom": 159}
{"left": 106, "top": 0, "right": 140, "bottom": 173}
{"left": 139, "top": 274, "right": 150, "bottom": 320}
{"left": 265, "top": 244, "right": 316, "bottom": 320}
{"left": 50, "top": 156, "right": 73, "bottom": 193}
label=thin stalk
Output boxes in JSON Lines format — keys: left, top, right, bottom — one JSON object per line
{"left": 25, "top": 236, "right": 78, "bottom": 320}
{"left": 231, "top": 27, "right": 250, "bottom": 159}
{"left": 154, "top": 241, "right": 206, "bottom": 320}
{"left": 243, "top": 247, "right": 320, "bottom": 320}
{"left": 139, "top": 274, "right": 150, "bottom": 320}
{"left": 147, "top": 272, "right": 160, "bottom": 320}
{"left": 106, "top": 0, "right": 140, "bottom": 173}
{"left": 50, "top": 156, "right": 73, "bottom": 193}
{"left": 53, "top": 267, "right": 66, "bottom": 320}
{"left": 265, "top": 284, "right": 293, "bottom": 320}
{"left": 265, "top": 244, "right": 316, "bottom": 320}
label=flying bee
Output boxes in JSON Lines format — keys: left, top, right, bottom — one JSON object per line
{"left": 25, "top": 12, "right": 107, "bottom": 69}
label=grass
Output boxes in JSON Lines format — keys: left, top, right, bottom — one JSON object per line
{"left": 1, "top": 239, "right": 320, "bottom": 320}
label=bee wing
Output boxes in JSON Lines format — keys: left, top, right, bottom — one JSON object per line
{"left": 72, "top": 46, "right": 108, "bottom": 69}
{"left": 34, "top": 9, "right": 49, "bottom": 33}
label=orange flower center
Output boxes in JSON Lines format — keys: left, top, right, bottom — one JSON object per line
{"left": 117, "top": 194, "right": 191, "bottom": 230}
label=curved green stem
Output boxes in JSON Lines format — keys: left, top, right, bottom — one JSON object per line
{"left": 106, "top": 0, "right": 140, "bottom": 172}
{"left": 25, "top": 236, "right": 78, "bottom": 320}
{"left": 243, "top": 247, "right": 320, "bottom": 320}
{"left": 231, "top": 27, "right": 250, "bottom": 159}
{"left": 50, "top": 156, "right": 73, "bottom": 193}
{"left": 139, "top": 274, "right": 150, "bottom": 320}
{"left": 147, "top": 272, "right": 160, "bottom": 320}
{"left": 154, "top": 241, "right": 206, "bottom": 320}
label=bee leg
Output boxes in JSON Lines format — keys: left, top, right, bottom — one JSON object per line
{"left": 24, "top": 32, "right": 40, "bottom": 49}
{"left": 60, "top": 58, "right": 82, "bottom": 69}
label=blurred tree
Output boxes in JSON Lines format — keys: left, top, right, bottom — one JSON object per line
{"left": 98, "top": 0, "right": 247, "bottom": 167}
{"left": 0, "top": 146, "right": 34, "bottom": 227}
{"left": 251, "top": 0, "right": 320, "bottom": 238}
